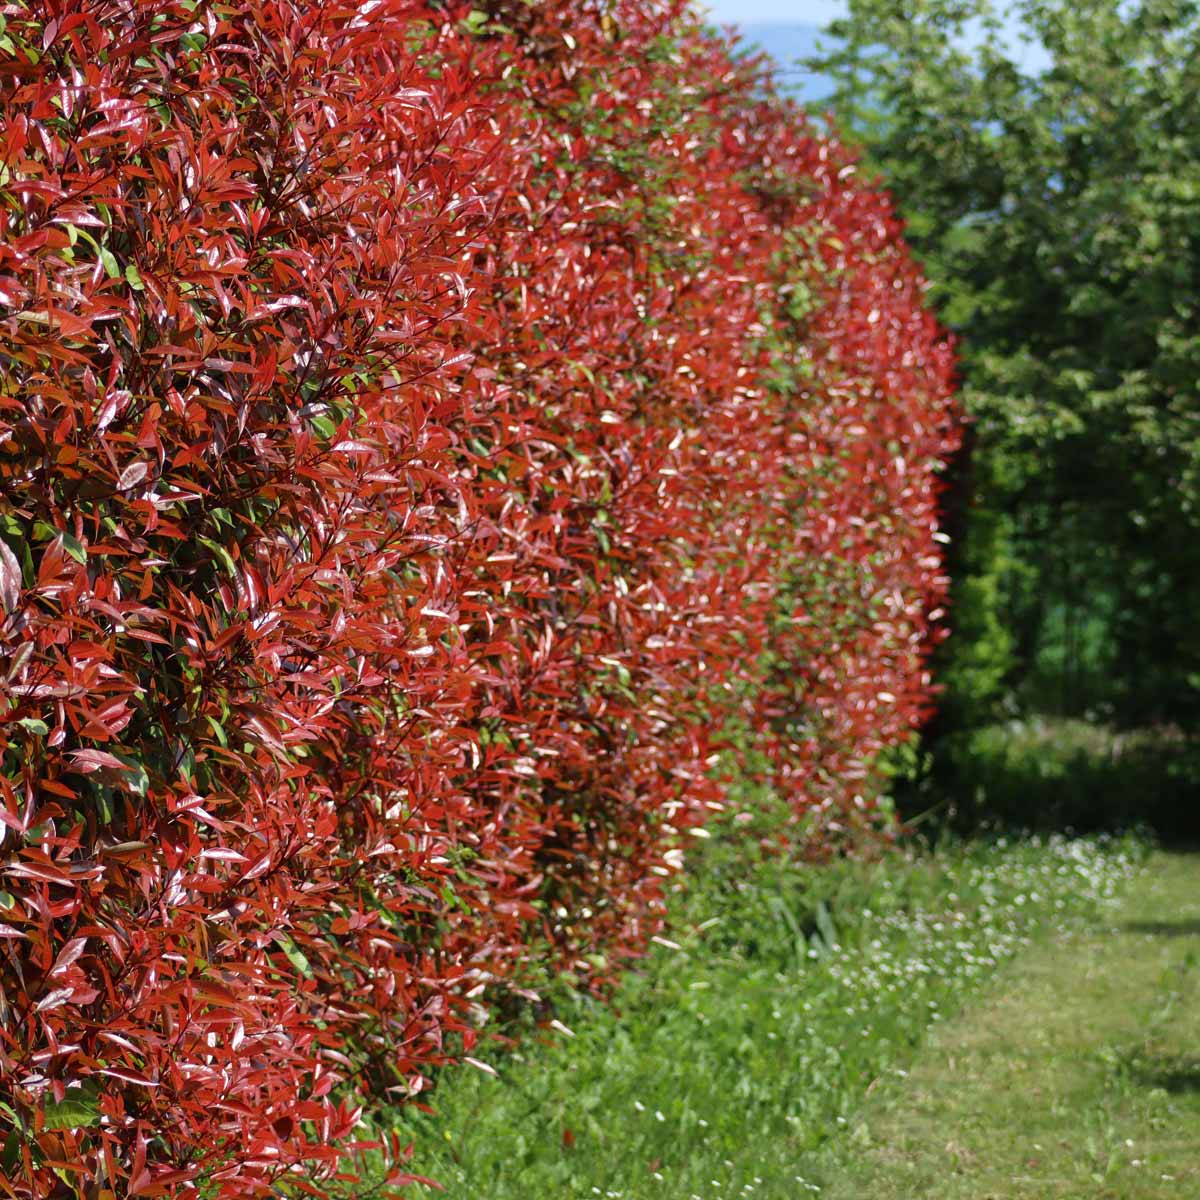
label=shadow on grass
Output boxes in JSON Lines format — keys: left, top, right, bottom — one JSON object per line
{"left": 1121, "top": 919, "right": 1200, "bottom": 938}
{"left": 1130, "top": 1054, "right": 1200, "bottom": 1095}
{"left": 904, "top": 719, "right": 1200, "bottom": 842}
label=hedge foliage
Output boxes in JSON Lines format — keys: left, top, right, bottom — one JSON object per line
{"left": 0, "top": 1, "right": 957, "bottom": 1194}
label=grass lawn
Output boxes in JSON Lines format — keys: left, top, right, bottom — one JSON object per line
{"left": 333, "top": 830, "right": 1145, "bottom": 1198}
{"left": 812, "top": 850, "right": 1200, "bottom": 1199}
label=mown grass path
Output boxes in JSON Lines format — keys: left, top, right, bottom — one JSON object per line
{"left": 335, "top": 835, "right": 1141, "bottom": 1199}
{"left": 815, "top": 851, "right": 1200, "bottom": 1199}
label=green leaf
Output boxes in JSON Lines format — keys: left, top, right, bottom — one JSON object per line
{"left": 310, "top": 413, "right": 336, "bottom": 440}
{"left": 0, "top": 1131, "right": 20, "bottom": 1174}
{"left": 60, "top": 533, "right": 87, "bottom": 564}
{"left": 98, "top": 246, "right": 120, "bottom": 279}
{"left": 0, "top": 514, "right": 23, "bottom": 539}
{"left": 16, "top": 718, "right": 48, "bottom": 735}
{"left": 124, "top": 263, "right": 144, "bottom": 290}
{"left": 42, "top": 1083, "right": 101, "bottom": 1132}
{"left": 276, "top": 934, "right": 314, "bottom": 979}
{"left": 199, "top": 536, "right": 237, "bottom": 577}
{"left": 112, "top": 753, "right": 149, "bottom": 796}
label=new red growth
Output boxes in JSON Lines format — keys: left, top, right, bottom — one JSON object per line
{"left": 0, "top": 1, "right": 958, "bottom": 1194}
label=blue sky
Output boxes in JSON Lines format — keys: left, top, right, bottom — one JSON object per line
{"left": 700, "top": 0, "right": 844, "bottom": 20}
{"left": 697, "top": 0, "right": 1050, "bottom": 72}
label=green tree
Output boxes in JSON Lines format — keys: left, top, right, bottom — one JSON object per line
{"left": 810, "top": 0, "right": 1200, "bottom": 730}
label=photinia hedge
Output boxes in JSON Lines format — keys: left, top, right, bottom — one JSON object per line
{"left": 0, "top": 0, "right": 957, "bottom": 1194}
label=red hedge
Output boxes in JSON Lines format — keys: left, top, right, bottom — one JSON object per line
{"left": 0, "top": 1, "right": 957, "bottom": 1194}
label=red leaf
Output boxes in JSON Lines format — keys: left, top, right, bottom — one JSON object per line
{"left": 0, "top": 539, "right": 20, "bottom": 615}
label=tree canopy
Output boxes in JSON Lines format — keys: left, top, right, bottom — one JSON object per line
{"left": 810, "top": 0, "right": 1200, "bottom": 730}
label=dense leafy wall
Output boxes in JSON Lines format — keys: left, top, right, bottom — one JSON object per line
{"left": 0, "top": 1, "right": 957, "bottom": 1194}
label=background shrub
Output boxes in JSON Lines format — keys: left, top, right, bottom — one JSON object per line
{"left": 923, "top": 719, "right": 1200, "bottom": 839}
{"left": 808, "top": 0, "right": 1200, "bottom": 792}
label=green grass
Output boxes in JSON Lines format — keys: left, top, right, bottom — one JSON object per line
{"left": 812, "top": 850, "right": 1200, "bottom": 1199}
{"left": 334, "top": 828, "right": 1145, "bottom": 1198}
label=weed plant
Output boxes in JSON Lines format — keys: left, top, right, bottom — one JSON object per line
{"left": 339, "top": 803, "right": 1146, "bottom": 1198}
